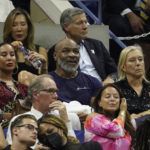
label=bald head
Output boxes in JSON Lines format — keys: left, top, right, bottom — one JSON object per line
{"left": 54, "top": 39, "right": 80, "bottom": 73}
{"left": 55, "top": 39, "right": 78, "bottom": 53}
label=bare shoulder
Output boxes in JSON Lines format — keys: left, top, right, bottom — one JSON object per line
{"left": 86, "top": 112, "right": 99, "bottom": 120}
{"left": 39, "top": 46, "right": 47, "bottom": 53}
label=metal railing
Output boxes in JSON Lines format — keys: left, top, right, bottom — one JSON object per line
{"left": 72, "top": 0, "right": 126, "bottom": 49}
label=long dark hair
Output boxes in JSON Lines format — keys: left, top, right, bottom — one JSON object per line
{"left": 3, "top": 8, "right": 34, "bottom": 50}
{"left": 134, "top": 117, "right": 150, "bottom": 150}
{"left": 92, "top": 83, "right": 135, "bottom": 144}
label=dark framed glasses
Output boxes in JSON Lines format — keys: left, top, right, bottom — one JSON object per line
{"left": 16, "top": 124, "right": 39, "bottom": 132}
{"left": 40, "top": 88, "right": 59, "bottom": 95}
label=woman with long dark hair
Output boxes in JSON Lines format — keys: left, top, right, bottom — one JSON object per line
{"left": 0, "top": 43, "right": 28, "bottom": 128}
{"left": 3, "top": 8, "right": 48, "bottom": 81}
{"left": 84, "top": 83, "right": 135, "bottom": 150}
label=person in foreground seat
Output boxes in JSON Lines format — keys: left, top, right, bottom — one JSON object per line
{"left": 84, "top": 83, "right": 136, "bottom": 150}
{"left": 38, "top": 114, "right": 103, "bottom": 150}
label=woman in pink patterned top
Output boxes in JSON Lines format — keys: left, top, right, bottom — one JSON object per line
{"left": 84, "top": 84, "right": 135, "bottom": 150}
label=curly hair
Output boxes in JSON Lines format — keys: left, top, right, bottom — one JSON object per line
{"left": 134, "top": 117, "right": 150, "bottom": 150}
{"left": 38, "top": 114, "right": 79, "bottom": 143}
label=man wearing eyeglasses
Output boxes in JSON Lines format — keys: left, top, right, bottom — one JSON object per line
{"left": 3, "top": 114, "right": 38, "bottom": 150}
{"left": 6, "top": 74, "right": 80, "bottom": 146}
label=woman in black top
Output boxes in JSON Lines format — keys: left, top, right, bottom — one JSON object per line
{"left": 3, "top": 8, "right": 48, "bottom": 81}
{"left": 115, "top": 45, "right": 150, "bottom": 122}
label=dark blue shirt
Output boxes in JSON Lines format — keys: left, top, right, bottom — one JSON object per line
{"left": 49, "top": 71, "right": 102, "bottom": 105}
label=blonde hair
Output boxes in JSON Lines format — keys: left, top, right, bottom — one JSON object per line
{"left": 3, "top": 8, "right": 35, "bottom": 50}
{"left": 118, "top": 45, "right": 147, "bottom": 81}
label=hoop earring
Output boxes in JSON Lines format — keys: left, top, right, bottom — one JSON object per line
{"left": 13, "top": 64, "right": 18, "bottom": 75}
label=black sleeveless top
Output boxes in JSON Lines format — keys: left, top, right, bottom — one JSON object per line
{"left": 13, "top": 45, "right": 40, "bottom": 81}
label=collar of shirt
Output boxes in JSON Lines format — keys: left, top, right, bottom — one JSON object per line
{"left": 30, "top": 106, "right": 43, "bottom": 120}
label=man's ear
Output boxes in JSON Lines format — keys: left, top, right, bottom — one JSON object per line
{"left": 12, "top": 127, "right": 19, "bottom": 136}
{"left": 63, "top": 23, "right": 69, "bottom": 32}
{"left": 32, "top": 91, "right": 39, "bottom": 100}
{"left": 53, "top": 51, "right": 57, "bottom": 61}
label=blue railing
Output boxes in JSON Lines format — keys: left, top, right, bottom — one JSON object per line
{"left": 72, "top": 1, "right": 126, "bottom": 49}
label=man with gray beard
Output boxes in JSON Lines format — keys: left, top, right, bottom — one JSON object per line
{"left": 49, "top": 39, "right": 102, "bottom": 106}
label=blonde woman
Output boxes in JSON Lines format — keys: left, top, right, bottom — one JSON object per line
{"left": 114, "top": 45, "right": 150, "bottom": 121}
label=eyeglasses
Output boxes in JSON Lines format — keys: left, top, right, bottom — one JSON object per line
{"left": 16, "top": 124, "right": 39, "bottom": 132}
{"left": 40, "top": 88, "right": 59, "bottom": 95}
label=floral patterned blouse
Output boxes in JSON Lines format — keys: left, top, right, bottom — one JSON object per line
{"left": 0, "top": 80, "right": 28, "bottom": 128}
{"left": 84, "top": 114, "right": 132, "bottom": 150}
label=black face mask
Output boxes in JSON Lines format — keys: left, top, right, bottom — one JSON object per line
{"left": 38, "top": 132, "right": 63, "bottom": 150}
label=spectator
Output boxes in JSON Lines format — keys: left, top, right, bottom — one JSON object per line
{"left": 48, "top": 7, "right": 117, "bottom": 85}
{"left": 3, "top": 114, "right": 38, "bottom": 150}
{"left": 38, "top": 114, "right": 102, "bottom": 150}
{"left": 103, "top": 0, "right": 150, "bottom": 36}
{"left": 103, "top": 0, "right": 150, "bottom": 67}
{"left": 0, "top": 43, "right": 28, "bottom": 129}
{"left": 3, "top": 8, "right": 48, "bottom": 81}
{"left": 114, "top": 45, "right": 150, "bottom": 125}
{"left": 134, "top": 117, "right": 150, "bottom": 150}
{"left": 84, "top": 83, "right": 135, "bottom": 150}
{"left": 6, "top": 74, "right": 80, "bottom": 146}
{"left": 49, "top": 38, "right": 102, "bottom": 105}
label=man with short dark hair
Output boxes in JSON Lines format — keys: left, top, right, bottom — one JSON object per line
{"left": 4, "top": 114, "right": 37, "bottom": 150}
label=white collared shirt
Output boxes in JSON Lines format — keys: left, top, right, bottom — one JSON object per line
{"left": 79, "top": 41, "right": 102, "bottom": 82}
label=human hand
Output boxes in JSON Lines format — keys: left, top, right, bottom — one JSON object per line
{"left": 120, "top": 98, "right": 127, "bottom": 112}
{"left": 28, "top": 51, "right": 46, "bottom": 63}
{"left": 11, "top": 41, "right": 23, "bottom": 50}
{"left": 131, "top": 113, "right": 141, "bottom": 119}
{"left": 126, "top": 12, "right": 145, "bottom": 34}
{"left": 102, "top": 77, "right": 115, "bottom": 86}
{"left": 34, "top": 143, "right": 49, "bottom": 150}
{"left": 118, "top": 98, "right": 127, "bottom": 122}
{"left": 145, "top": 0, "right": 150, "bottom": 13}
{"left": 49, "top": 101, "right": 68, "bottom": 122}
{"left": 3, "top": 113, "right": 13, "bottom": 120}
{"left": 77, "top": 112, "right": 88, "bottom": 127}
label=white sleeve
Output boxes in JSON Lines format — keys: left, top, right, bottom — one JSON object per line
{"left": 121, "top": 8, "right": 132, "bottom": 16}
{"left": 66, "top": 120, "right": 76, "bottom": 137}
{"left": 66, "top": 112, "right": 81, "bottom": 137}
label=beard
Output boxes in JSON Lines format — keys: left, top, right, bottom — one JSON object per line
{"left": 57, "top": 58, "right": 79, "bottom": 73}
